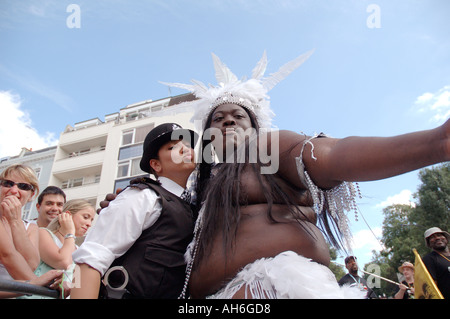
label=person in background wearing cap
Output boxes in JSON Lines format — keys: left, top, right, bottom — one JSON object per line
{"left": 394, "top": 262, "right": 415, "bottom": 299}
{"left": 338, "top": 256, "right": 377, "bottom": 299}
{"left": 422, "top": 227, "right": 450, "bottom": 299}
{"left": 71, "top": 123, "right": 198, "bottom": 299}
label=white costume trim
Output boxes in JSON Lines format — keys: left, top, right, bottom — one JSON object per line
{"left": 207, "top": 251, "right": 365, "bottom": 299}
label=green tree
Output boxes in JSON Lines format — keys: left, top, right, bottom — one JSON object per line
{"left": 409, "top": 163, "right": 450, "bottom": 256}
{"left": 381, "top": 204, "right": 417, "bottom": 267}
{"left": 368, "top": 204, "right": 417, "bottom": 297}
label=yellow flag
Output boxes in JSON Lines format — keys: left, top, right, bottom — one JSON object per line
{"left": 413, "top": 248, "right": 444, "bottom": 299}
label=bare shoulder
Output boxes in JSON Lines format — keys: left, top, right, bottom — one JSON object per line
{"left": 38, "top": 226, "right": 53, "bottom": 239}
{"left": 260, "top": 130, "right": 342, "bottom": 188}
{"left": 264, "top": 130, "right": 338, "bottom": 152}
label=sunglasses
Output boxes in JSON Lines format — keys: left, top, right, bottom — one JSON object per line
{"left": 0, "top": 179, "right": 34, "bottom": 192}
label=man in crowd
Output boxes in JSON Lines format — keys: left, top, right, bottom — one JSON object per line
{"left": 422, "top": 227, "right": 450, "bottom": 299}
{"left": 34, "top": 186, "right": 66, "bottom": 227}
{"left": 394, "top": 261, "right": 415, "bottom": 299}
{"left": 338, "top": 256, "right": 377, "bottom": 299}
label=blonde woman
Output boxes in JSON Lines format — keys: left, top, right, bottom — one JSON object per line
{"left": 0, "top": 164, "right": 40, "bottom": 280}
{"left": 26, "top": 199, "right": 95, "bottom": 298}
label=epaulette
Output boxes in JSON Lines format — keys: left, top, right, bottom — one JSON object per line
{"left": 128, "top": 177, "right": 161, "bottom": 191}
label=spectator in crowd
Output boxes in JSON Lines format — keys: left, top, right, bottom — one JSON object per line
{"left": 0, "top": 165, "right": 66, "bottom": 298}
{"left": 0, "top": 164, "right": 40, "bottom": 278}
{"left": 71, "top": 123, "right": 197, "bottom": 299}
{"left": 21, "top": 199, "right": 95, "bottom": 299}
{"left": 338, "top": 256, "right": 377, "bottom": 298}
{"left": 422, "top": 227, "right": 450, "bottom": 299}
{"left": 34, "top": 186, "right": 66, "bottom": 227}
{"left": 394, "top": 261, "right": 415, "bottom": 299}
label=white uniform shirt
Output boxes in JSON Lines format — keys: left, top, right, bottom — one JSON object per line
{"left": 72, "top": 177, "right": 184, "bottom": 276}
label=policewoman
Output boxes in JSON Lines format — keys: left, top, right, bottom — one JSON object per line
{"left": 72, "top": 123, "right": 197, "bottom": 299}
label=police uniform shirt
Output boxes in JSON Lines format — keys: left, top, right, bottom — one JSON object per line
{"left": 72, "top": 177, "right": 185, "bottom": 276}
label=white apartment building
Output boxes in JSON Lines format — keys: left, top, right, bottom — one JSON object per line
{"left": 47, "top": 93, "right": 197, "bottom": 209}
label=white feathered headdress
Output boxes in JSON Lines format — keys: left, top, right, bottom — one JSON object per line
{"left": 160, "top": 50, "right": 314, "bottom": 130}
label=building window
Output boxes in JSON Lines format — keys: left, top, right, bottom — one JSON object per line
{"left": 135, "top": 124, "right": 152, "bottom": 143}
{"left": 61, "top": 177, "right": 84, "bottom": 189}
{"left": 130, "top": 158, "right": 143, "bottom": 176}
{"left": 33, "top": 167, "right": 41, "bottom": 180}
{"left": 117, "top": 158, "right": 144, "bottom": 178}
{"left": 121, "top": 124, "right": 154, "bottom": 146}
{"left": 118, "top": 144, "right": 142, "bottom": 161}
{"left": 122, "top": 130, "right": 134, "bottom": 146}
{"left": 117, "top": 162, "right": 130, "bottom": 178}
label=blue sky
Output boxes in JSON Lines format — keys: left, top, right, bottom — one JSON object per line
{"left": 1, "top": 0, "right": 449, "bottom": 271}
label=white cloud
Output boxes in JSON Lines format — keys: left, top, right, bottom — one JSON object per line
{"left": 375, "top": 189, "right": 416, "bottom": 208}
{"left": 0, "top": 91, "right": 58, "bottom": 158}
{"left": 415, "top": 92, "right": 434, "bottom": 104}
{"left": 414, "top": 85, "right": 450, "bottom": 122}
{"left": 351, "top": 227, "right": 384, "bottom": 253}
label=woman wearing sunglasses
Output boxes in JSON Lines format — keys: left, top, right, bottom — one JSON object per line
{"left": 0, "top": 164, "right": 40, "bottom": 281}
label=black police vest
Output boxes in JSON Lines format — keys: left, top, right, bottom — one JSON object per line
{"left": 109, "top": 178, "right": 195, "bottom": 298}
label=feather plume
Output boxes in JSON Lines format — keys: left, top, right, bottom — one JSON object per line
{"left": 251, "top": 50, "right": 268, "bottom": 80}
{"left": 190, "top": 79, "right": 208, "bottom": 93}
{"left": 158, "top": 81, "right": 195, "bottom": 92}
{"left": 159, "top": 50, "right": 314, "bottom": 130}
{"left": 262, "top": 49, "right": 315, "bottom": 91}
{"left": 212, "top": 53, "right": 238, "bottom": 85}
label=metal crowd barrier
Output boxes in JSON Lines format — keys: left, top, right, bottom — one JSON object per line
{"left": 0, "top": 278, "right": 60, "bottom": 298}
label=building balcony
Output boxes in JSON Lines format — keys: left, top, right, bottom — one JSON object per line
{"left": 61, "top": 181, "right": 100, "bottom": 204}
{"left": 52, "top": 149, "right": 105, "bottom": 181}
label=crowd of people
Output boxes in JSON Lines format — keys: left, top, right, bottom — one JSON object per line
{"left": 1, "top": 51, "right": 449, "bottom": 299}
{"left": 336, "top": 226, "right": 450, "bottom": 300}
{"left": 0, "top": 165, "right": 95, "bottom": 298}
